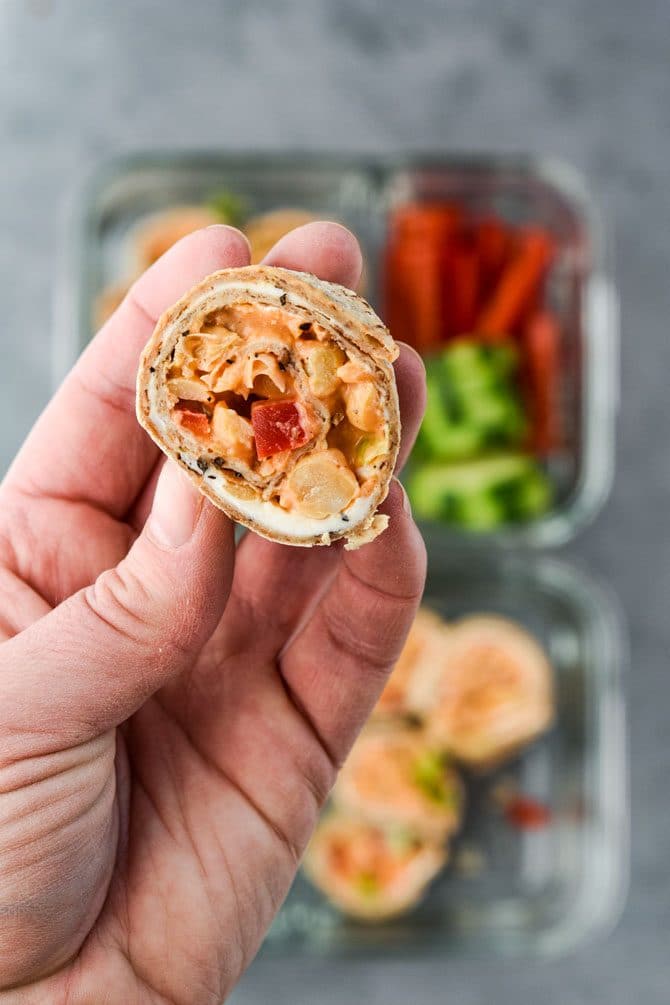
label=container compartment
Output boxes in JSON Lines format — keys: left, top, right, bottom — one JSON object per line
{"left": 265, "top": 554, "right": 628, "bottom": 959}
{"left": 54, "top": 154, "right": 382, "bottom": 383}
{"left": 381, "top": 158, "right": 618, "bottom": 547}
{"left": 55, "top": 153, "right": 617, "bottom": 546}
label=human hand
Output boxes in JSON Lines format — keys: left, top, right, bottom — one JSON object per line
{"left": 0, "top": 223, "right": 426, "bottom": 1004}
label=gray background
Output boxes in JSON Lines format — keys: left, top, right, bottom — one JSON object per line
{"left": 1, "top": 0, "right": 668, "bottom": 1001}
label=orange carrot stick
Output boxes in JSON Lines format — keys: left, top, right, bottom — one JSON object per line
{"left": 385, "top": 243, "right": 445, "bottom": 352}
{"left": 476, "top": 228, "right": 554, "bottom": 339}
{"left": 443, "top": 239, "right": 479, "bottom": 337}
{"left": 384, "top": 203, "right": 462, "bottom": 352}
{"left": 390, "top": 202, "right": 462, "bottom": 243}
{"left": 476, "top": 217, "right": 510, "bottom": 295}
{"left": 523, "top": 310, "right": 562, "bottom": 454}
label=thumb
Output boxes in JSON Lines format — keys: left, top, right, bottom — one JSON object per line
{"left": 0, "top": 462, "right": 234, "bottom": 750}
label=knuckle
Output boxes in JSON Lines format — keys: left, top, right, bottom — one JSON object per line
{"left": 83, "top": 565, "right": 152, "bottom": 649}
{"left": 82, "top": 562, "right": 193, "bottom": 660}
{"left": 322, "top": 600, "right": 402, "bottom": 676}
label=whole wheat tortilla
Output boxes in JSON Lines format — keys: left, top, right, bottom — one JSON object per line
{"left": 136, "top": 265, "right": 400, "bottom": 548}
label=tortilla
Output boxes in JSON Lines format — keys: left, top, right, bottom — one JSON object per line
{"left": 425, "top": 616, "right": 554, "bottom": 770}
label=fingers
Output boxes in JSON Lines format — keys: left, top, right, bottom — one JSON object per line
{"left": 394, "top": 342, "right": 427, "bottom": 471}
{"left": 126, "top": 454, "right": 165, "bottom": 533}
{"left": 262, "top": 221, "right": 363, "bottom": 289}
{"left": 0, "top": 465, "right": 234, "bottom": 752}
{"left": 279, "top": 481, "right": 427, "bottom": 765}
{"left": 3, "top": 226, "right": 251, "bottom": 519}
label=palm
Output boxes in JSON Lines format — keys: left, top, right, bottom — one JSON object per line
{"left": 0, "top": 225, "right": 425, "bottom": 1004}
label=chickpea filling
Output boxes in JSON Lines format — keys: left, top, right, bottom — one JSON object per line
{"left": 327, "top": 826, "right": 424, "bottom": 894}
{"left": 353, "top": 743, "right": 457, "bottom": 810}
{"left": 165, "top": 302, "right": 390, "bottom": 520}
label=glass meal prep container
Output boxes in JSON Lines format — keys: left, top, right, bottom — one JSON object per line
{"left": 265, "top": 553, "right": 627, "bottom": 960}
{"left": 54, "top": 152, "right": 619, "bottom": 549}
{"left": 54, "top": 153, "right": 627, "bottom": 959}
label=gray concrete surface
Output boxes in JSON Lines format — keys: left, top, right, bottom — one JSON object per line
{"left": 1, "top": 0, "right": 668, "bottom": 1001}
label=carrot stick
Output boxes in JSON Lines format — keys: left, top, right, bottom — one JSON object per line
{"left": 476, "top": 217, "right": 510, "bottom": 296}
{"left": 390, "top": 202, "right": 462, "bottom": 243}
{"left": 443, "top": 239, "right": 479, "bottom": 337}
{"left": 385, "top": 243, "right": 445, "bottom": 352}
{"left": 523, "top": 310, "right": 562, "bottom": 454}
{"left": 384, "top": 203, "right": 462, "bottom": 351}
{"left": 382, "top": 241, "right": 412, "bottom": 345}
{"left": 476, "top": 228, "right": 554, "bottom": 339}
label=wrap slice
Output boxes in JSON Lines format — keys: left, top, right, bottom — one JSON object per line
{"left": 136, "top": 265, "right": 400, "bottom": 548}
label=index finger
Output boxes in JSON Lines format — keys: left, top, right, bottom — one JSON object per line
{"left": 3, "top": 225, "right": 251, "bottom": 518}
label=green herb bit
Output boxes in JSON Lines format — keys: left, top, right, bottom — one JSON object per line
{"left": 356, "top": 871, "right": 380, "bottom": 897}
{"left": 413, "top": 751, "right": 457, "bottom": 807}
{"left": 207, "top": 190, "right": 247, "bottom": 228}
{"left": 354, "top": 434, "right": 388, "bottom": 467}
{"left": 385, "top": 825, "right": 417, "bottom": 856}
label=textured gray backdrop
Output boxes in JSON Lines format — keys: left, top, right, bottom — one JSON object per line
{"left": 1, "top": 1, "right": 668, "bottom": 1002}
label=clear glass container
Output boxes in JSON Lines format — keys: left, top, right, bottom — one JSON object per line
{"left": 264, "top": 554, "right": 628, "bottom": 960}
{"left": 382, "top": 157, "right": 619, "bottom": 549}
{"left": 53, "top": 153, "right": 618, "bottom": 549}
{"left": 52, "top": 153, "right": 382, "bottom": 387}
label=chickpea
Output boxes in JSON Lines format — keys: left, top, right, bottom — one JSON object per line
{"left": 167, "top": 376, "right": 214, "bottom": 404}
{"left": 284, "top": 449, "right": 359, "bottom": 519}
{"left": 302, "top": 344, "right": 346, "bottom": 397}
{"left": 211, "top": 403, "right": 255, "bottom": 466}
{"left": 253, "top": 374, "right": 285, "bottom": 399}
{"left": 344, "top": 380, "right": 382, "bottom": 433}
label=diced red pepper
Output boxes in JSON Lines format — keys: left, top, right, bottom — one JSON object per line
{"left": 504, "top": 795, "right": 552, "bottom": 830}
{"left": 251, "top": 398, "right": 310, "bottom": 458}
{"left": 174, "top": 404, "right": 210, "bottom": 438}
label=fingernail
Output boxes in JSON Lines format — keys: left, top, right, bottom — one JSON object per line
{"left": 395, "top": 479, "right": 413, "bottom": 516}
{"left": 205, "top": 223, "right": 252, "bottom": 254}
{"left": 396, "top": 341, "right": 426, "bottom": 370}
{"left": 147, "top": 461, "right": 203, "bottom": 549}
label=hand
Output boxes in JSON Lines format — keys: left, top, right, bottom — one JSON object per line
{"left": 0, "top": 223, "right": 426, "bottom": 1004}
